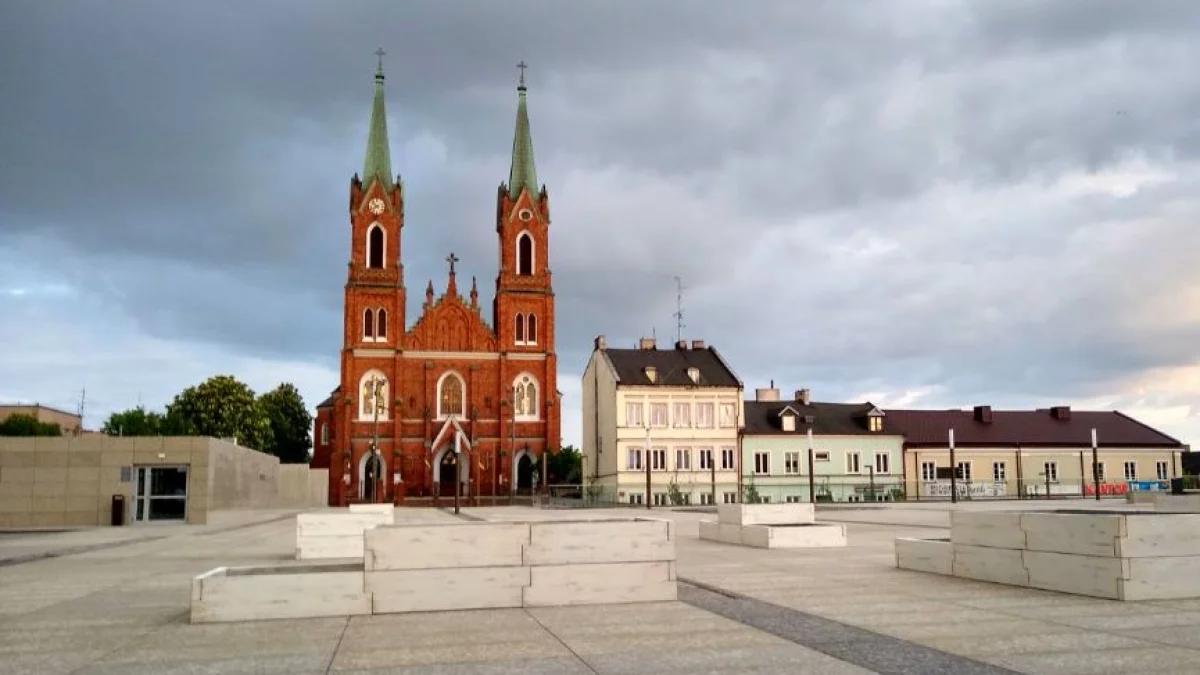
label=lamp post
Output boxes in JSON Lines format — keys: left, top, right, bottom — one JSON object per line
{"left": 368, "top": 374, "right": 385, "bottom": 503}
{"left": 807, "top": 427, "right": 816, "bottom": 504}
{"left": 644, "top": 423, "right": 652, "bottom": 510}
{"left": 1092, "top": 427, "right": 1100, "bottom": 501}
{"left": 509, "top": 383, "right": 517, "bottom": 503}
{"left": 949, "top": 428, "right": 957, "bottom": 505}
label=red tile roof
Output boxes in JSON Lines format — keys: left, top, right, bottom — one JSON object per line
{"left": 883, "top": 407, "right": 1184, "bottom": 448}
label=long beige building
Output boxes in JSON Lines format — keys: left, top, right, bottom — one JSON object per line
{"left": 582, "top": 336, "right": 744, "bottom": 506}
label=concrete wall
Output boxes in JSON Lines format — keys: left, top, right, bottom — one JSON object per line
{"left": 206, "top": 439, "right": 279, "bottom": 510}
{"left": 279, "top": 465, "right": 329, "bottom": 508}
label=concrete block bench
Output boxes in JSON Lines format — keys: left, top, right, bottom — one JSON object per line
{"left": 699, "top": 503, "right": 846, "bottom": 549}
{"left": 295, "top": 511, "right": 391, "bottom": 560}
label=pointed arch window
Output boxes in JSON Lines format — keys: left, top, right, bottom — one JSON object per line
{"left": 517, "top": 232, "right": 533, "bottom": 276}
{"left": 527, "top": 314, "right": 538, "bottom": 345}
{"left": 363, "top": 308, "right": 375, "bottom": 340}
{"left": 515, "top": 313, "right": 526, "bottom": 344}
{"left": 376, "top": 308, "right": 387, "bottom": 342}
{"left": 358, "top": 370, "right": 389, "bottom": 421}
{"left": 513, "top": 373, "right": 539, "bottom": 421}
{"left": 437, "top": 372, "right": 466, "bottom": 419}
{"left": 367, "top": 223, "right": 385, "bottom": 269}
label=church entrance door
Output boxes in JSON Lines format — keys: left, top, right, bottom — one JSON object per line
{"left": 439, "top": 451, "right": 460, "bottom": 498}
{"left": 516, "top": 454, "right": 533, "bottom": 495}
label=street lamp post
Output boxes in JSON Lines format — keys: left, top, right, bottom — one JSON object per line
{"left": 1092, "top": 427, "right": 1100, "bottom": 501}
{"left": 368, "top": 374, "right": 385, "bottom": 503}
{"left": 949, "top": 428, "right": 957, "bottom": 505}
{"left": 807, "top": 427, "right": 816, "bottom": 504}
{"left": 644, "top": 423, "right": 652, "bottom": 510}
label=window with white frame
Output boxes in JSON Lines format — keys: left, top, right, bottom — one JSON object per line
{"left": 678, "top": 492, "right": 692, "bottom": 505}
{"left": 675, "top": 447, "right": 692, "bottom": 471}
{"left": 700, "top": 492, "right": 714, "bottom": 505}
{"left": 436, "top": 372, "right": 465, "bottom": 419}
{"left": 721, "top": 447, "right": 736, "bottom": 470}
{"left": 875, "top": 453, "right": 890, "bottom": 474}
{"left": 672, "top": 402, "right": 691, "bottom": 427}
{"left": 698, "top": 447, "right": 713, "bottom": 470}
{"left": 363, "top": 308, "right": 375, "bottom": 341}
{"left": 513, "top": 373, "right": 539, "bottom": 421}
{"left": 653, "top": 492, "right": 669, "bottom": 506}
{"left": 814, "top": 451, "right": 830, "bottom": 462}
{"left": 376, "top": 308, "right": 387, "bottom": 341}
{"left": 1157, "top": 461, "right": 1169, "bottom": 481}
{"left": 366, "top": 223, "right": 385, "bottom": 269}
{"left": 1124, "top": 461, "right": 1137, "bottom": 481}
{"left": 760, "top": 495, "right": 772, "bottom": 503}
{"left": 957, "top": 461, "right": 973, "bottom": 481}
{"left": 718, "top": 403, "right": 736, "bottom": 427}
{"left": 785, "top": 451, "right": 801, "bottom": 474}
{"left": 628, "top": 493, "right": 644, "bottom": 505}
{"left": 868, "top": 416, "right": 883, "bottom": 432}
{"left": 786, "top": 495, "right": 803, "bottom": 503}
{"left": 320, "top": 423, "right": 329, "bottom": 445}
{"left": 722, "top": 492, "right": 738, "bottom": 504}
{"left": 626, "top": 447, "right": 643, "bottom": 470}
{"left": 1093, "top": 461, "right": 1106, "bottom": 482}
{"left": 921, "top": 461, "right": 936, "bottom": 482}
{"left": 782, "top": 414, "right": 796, "bottom": 432}
{"left": 992, "top": 461, "right": 1006, "bottom": 482}
{"left": 625, "top": 402, "right": 643, "bottom": 427}
{"left": 1042, "top": 461, "right": 1058, "bottom": 483}
{"left": 650, "top": 403, "right": 668, "bottom": 427}
{"left": 514, "top": 313, "right": 526, "bottom": 344}
{"left": 651, "top": 447, "right": 667, "bottom": 471}
{"left": 846, "top": 451, "right": 861, "bottom": 474}
{"left": 527, "top": 314, "right": 538, "bottom": 345}
{"left": 754, "top": 452, "right": 770, "bottom": 475}
{"left": 695, "top": 403, "right": 714, "bottom": 428}
{"left": 358, "top": 370, "right": 389, "bottom": 421}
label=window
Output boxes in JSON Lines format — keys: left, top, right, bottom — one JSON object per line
{"left": 1042, "top": 461, "right": 1057, "bottom": 483}
{"left": 814, "top": 451, "right": 830, "bottom": 462}
{"left": 675, "top": 447, "right": 691, "bottom": 471}
{"left": 700, "top": 493, "right": 714, "bottom": 505}
{"left": 868, "top": 416, "right": 883, "bottom": 432}
{"left": 653, "top": 493, "right": 669, "bottom": 506}
{"left": 651, "top": 447, "right": 667, "bottom": 471}
{"left": 695, "top": 403, "right": 714, "bottom": 428}
{"left": 722, "top": 492, "right": 738, "bottom": 504}
{"left": 785, "top": 451, "right": 800, "bottom": 474}
{"left": 992, "top": 461, "right": 1006, "bottom": 482}
{"left": 436, "top": 372, "right": 465, "bottom": 419}
{"left": 320, "top": 423, "right": 329, "bottom": 445}
{"left": 686, "top": 367, "right": 700, "bottom": 383}
{"left": 760, "top": 495, "right": 772, "bottom": 503}
{"left": 1123, "top": 461, "right": 1137, "bottom": 481}
{"left": 698, "top": 447, "right": 713, "bottom": 471}
{"left": 786, "top": 495, "right": 804, "bottom": 503}
{"left": 1157, "top": 461, "right": 1169, "bottom": 481}
{"left": 367, "top": 223, "right": 385, "bottom": 269}
{"left": 527, "top": 314, "right": 537, "bottom": 345}
{"left": 517, "top": 232, "right": 533, "bottom": 276}
{"left": 875, "top": 453, "right": 890, "bottom": 474}
{"left": 625, "top": 402, "right": 643, "bottom": 427}
{"left": 957, "top": 461, "right": 973, "bottom": 481}
{"left": 626, "top": 447, "right": 643, "bottom": 470}
{"left": 721, "top": 447, "right": 736, "bottom": 470}
{"left": 846, "top": 451, "right": 861, "bottom": 474}
{"left": 376, "top": 308, "right": 387, "bottom": 341}
{"left": 754, "top": 452, "right": 770, "bottom": 475}
{"left": 782, "top": 414, "right": 796, "bottom": 432}
{"left": 358, "top": 370, "right": 389, "bottom": 421}
{"left": 628, "top": 492, "right": 644, "bottom": 505}
{"left": 514, "top": 313, "right": 525, "bottom": 344}
{"left": 513, "top": 374, "right": 539, "bottom": 420}
{"left": 672, "top": 403, "right": 690, "bottom": 427}
{"left": 921, "top": 461, "right": 936, "bottom": 482}
{"left": 719, "top": 403, "right": 736, "bottom": 427}
{"left": 650, "top": 403, "right": 668, "bottom": 427}
{"left": 363, "top": 308, "right": 375, "bottom": 340}
{"left": 1093, "top": 461, "right": 1106, "bottom": 481}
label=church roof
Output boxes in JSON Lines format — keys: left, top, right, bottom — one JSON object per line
{"left": 362, "top": 50, "right": 393, "bottom": 191}
{"left": 507, "top": 67, "right": 539, "bottom": 201}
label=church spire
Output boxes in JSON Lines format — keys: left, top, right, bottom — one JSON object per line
{"left": 507, "top": 61, "right": 539, "bottom": 201}
{"left": 362, "top": 48, "right": 393, "bottom": 191}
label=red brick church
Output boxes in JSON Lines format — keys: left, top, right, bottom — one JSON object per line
{"left": 311, "top": 55, "right": 561, "bottom": 506}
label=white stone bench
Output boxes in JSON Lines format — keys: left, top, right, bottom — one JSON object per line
{"left": 295, "top": 511, "right": 391, "bottom": 560}
{"left": 191, "top": 562, "right": 370, "bottom": 623}
{"left": 348, "top": 503, "right": 396, "bottom": 523}
{"left": 699, "top": 502, "right": 846, "bottom": 549}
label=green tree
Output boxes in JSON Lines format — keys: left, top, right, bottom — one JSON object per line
{"left": 0, "top": 413, "right": 62, "bottom": 436}
{"left": 102, "top": 406, "right": 167, "bottom": 436}
{"left": 166, "top": 375, "right": 273, "bottom": 451}
{"left": 546, "top": 444, "right": 582, "bottom": 484}
{"left": 258, "top": 383, "right": 313, "bottom": 464}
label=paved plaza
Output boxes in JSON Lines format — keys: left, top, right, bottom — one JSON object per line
{"left": 3, "top": 500, "right": 1200, "bottom": 674}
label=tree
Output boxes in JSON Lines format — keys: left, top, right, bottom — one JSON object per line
{"left": 258, "top": 383, "right": 313, "bottom": 464}
{"left": 0, "top": 413, "right": 62, "bottom": 437}
{"left": 102, "top": 406, "right": 166, "bottom": 436}
{"left": 166, "top": 375, "right": 273, "bottom": 451}
{"left": 546, "top": 444, "right": 582, "bottom": 484}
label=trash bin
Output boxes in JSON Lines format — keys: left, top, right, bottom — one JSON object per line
{"left": 1171, "top": 478, "right": 1185, "bottom": 495}
{"left": 111, "top": 494, "right": 126, "bottom": 526}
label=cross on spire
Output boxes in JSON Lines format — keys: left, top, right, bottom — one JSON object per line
{"left": 445, "top": 252, "right": 459, "bottom": 275}
{"left": 375, "top": 48, "right": 386, "bottom": 78}
{"left": 517, "top": 60, "right": 528, "bottom": 87}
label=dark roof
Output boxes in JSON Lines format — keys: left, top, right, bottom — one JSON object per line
{"left": 884, "top": 408, "right": 1185, "bottom": 448}
{"left": 601, "top": 345, "right": 740, "bottom": 387}
{"left": 743, "top": 400, "right": 887, "bottom": 436}
{"left": 316, "top": 386, "right": 341, "bottom": 409}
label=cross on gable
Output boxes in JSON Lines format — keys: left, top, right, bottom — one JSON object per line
{"left": 517, "top": 60, "right": 528, "bottom": 85}
{"left": 445, "top": 252, "right": 459, "bottom": 275}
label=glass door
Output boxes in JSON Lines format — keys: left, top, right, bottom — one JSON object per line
{"left": 133, "top": 466, "right": 189, "bottom": 523}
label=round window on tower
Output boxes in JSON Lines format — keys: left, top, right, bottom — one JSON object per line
{"left": 518, "top": 208, "right": 533, "bottom": 222}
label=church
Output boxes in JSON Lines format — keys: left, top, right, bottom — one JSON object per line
{"left": 310, "top": 55, "right": 561, "bottom": 506}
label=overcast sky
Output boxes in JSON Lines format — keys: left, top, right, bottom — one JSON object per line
{"left": 3, "top": 0, "right": 1200, "bottom": 450}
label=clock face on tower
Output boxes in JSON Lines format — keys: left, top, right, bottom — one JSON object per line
{"left": 368, "top": 198, "right": 385, "bottom": 215}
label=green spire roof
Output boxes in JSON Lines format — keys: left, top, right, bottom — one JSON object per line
{"left": 507, "top": 65, "right": 538, "bottom": 201}
{"left": 362, "top": 49, "right": 393, "bottom": 191}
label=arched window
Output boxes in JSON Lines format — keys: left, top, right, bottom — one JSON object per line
{"left": 376, "top": 308, "right": 387, "bottom": 341}
{"left": 358, "top": 370, "right": 389, "bottom": 421}
{"left": 363, "top": 308, "right": 375, "bottom": 340}
{"left": 437, "top": 372, "right": 465, "bottom": 419}
{"left": 367, "top": 224, "right": 385, "bottom": 269}
{"left": 527, "top": 314, "right": 538, "bottom": 345}
{"left": 513, "top": 373, "right": 539, "bottom": 421}
{"left": 320, "top": 423, "right": 329, "bottom": 445}
{"left": 515, "top": 313, "right": 525, "bottom": 344}
{"left": 517, "top": 232, "right": 533, "bottom": 276}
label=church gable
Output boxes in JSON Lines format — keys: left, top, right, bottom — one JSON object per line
{"left": 406, "top": 293, "right": 497, "bottom": 352}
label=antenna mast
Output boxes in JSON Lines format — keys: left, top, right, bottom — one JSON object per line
{"left": 673, "top": 276, "right": 685, "bottom": 343}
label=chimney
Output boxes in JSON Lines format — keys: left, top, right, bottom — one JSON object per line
{"left": 691, "top": 339, "right": 706, "bottom": 349}
{"left": 973, "top": 405, "right": 992, "bottom": 423}
{"left": 755, "top": 380, "right": 780, "bottom": 402}
{"left": 1050, "top": 406, "right": 1071, "bottom": 420}
{"left": 675, "top": 340, "right": 688, "bottom": 350}
{"left": 796, "top": 389, "right": 811, "bottom": 405}
{"left": 594, "top": 335, "right": 607, "bottom": 350}
{"left": 638, "top": 337, "right": 656, "bottom": 350}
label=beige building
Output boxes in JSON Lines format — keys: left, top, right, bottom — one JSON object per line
{"left": 887, "top": 406, "right": 1189, "bottom": 499}
{"left": 0, "top": 436, "right": 327, "bottom": 527}
{"left": 0, "top": 403, "right": 84, "bottom": 435}
{"left": 582, "top": 336, "right": 744, "bottom": 506}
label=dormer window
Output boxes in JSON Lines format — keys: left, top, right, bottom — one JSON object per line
{"left": 644, "top": 366, "right": 657, "bottom": 383}
{"left": 869, "top": 416, "right": 883, "bottom": 432}
{"left": 686, "top": 367, "right": 700, "bottom": 384}
{"left": 782, "top": 415, "right": 796, "bottom": 432}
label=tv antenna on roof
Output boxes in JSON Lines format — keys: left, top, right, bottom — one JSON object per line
{"left": 673, "top": 276, "right": 685, "bottom": 343}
